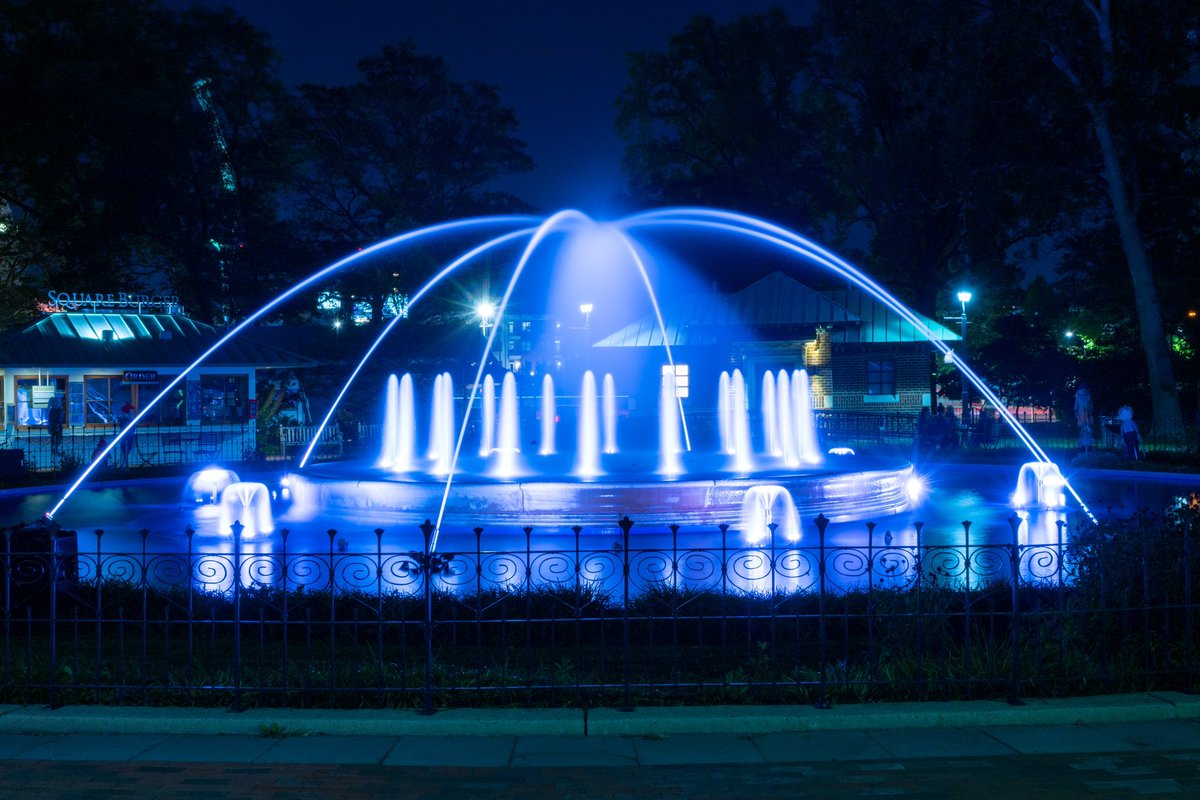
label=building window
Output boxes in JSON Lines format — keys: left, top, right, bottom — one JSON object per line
{"left": 142, "top": 377, "right": 185, "bottom": 425}
{"left": 662, "top": 364, "right": 690, "bottom": 398}
{"left": 14, "top": 376, "right": 67, "bottom": 427}
{"left": 200, "top": 374, "right": 248, "bottom": 422}
{"left": 84, "top": 375, "right": 133, "bottom": 425}
{"left": 80, "top": 376, "right": 186, "bottom": 426}
{"left": 866, "top": 359, "right": 896, "bottom": 396}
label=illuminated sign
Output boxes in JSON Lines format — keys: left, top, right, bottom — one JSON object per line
{"left": 47, "top": 291, "right": 182, "bottom": 312}
{"left": 122, "top": 370, "right": 159, "bottom": 384}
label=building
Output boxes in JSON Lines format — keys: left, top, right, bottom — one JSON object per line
{"left": 588, "top": 271, "right": 960, "bottom": 417}
{"left": 0, "top": 295, "right": 313, "bottom": 472}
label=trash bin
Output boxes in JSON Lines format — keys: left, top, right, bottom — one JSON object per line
{"left": 0, "top": 448, "right": 25, "bottom": 479}
{"left": 3, "top": 522, "right": 79, "bottom": 613}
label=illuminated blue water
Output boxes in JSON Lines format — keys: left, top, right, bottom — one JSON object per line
{"left": 4, "top": 464, "right": 1194, "bottom": 559}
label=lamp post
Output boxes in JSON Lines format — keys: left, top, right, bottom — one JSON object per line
{"left": 579, "top": 302, "right": 593, "bottom": 329}
{"left": 956, "top": 291, "right": 972, "bottom": 424}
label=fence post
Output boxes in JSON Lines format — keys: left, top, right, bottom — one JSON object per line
{"left": 419, "top": 519, "right": 436, "bottom": 716}
{"left": 279, "top": 528, "right": 288, "bottom": 700}
{"left": 140, "top": 528, "right": 150, "bottom": 705}
{"left": 1185, "top": 515, "right": 1195, "bottom": 693}
{"left": 914, "top": 520, "right": 925, "bottom": 694}
{"left": 230, "top": 519, "right": 244, "bottom": 712}
{"left": 48, "top": 522, "right": 59, "bottom": 710}
{"left": 619, "top": 515, "right": 634, "bottom": 712}
{"left": 184, "top": 526, "right": 195, "bottom": 697}
{"left": 962, "top": 519, "right": 972, "bottom": 691}
{"left": 1006, "top": 515, "right": 1024, "bottom": 706}
{"left": 2, "top": 528, "right": 9, "bottom": 704}
{"left": 814, "top": 513, "right": 830, "bottom": 710}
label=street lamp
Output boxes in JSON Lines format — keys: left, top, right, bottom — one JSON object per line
{"left": 579, "top": 302, "right": 593, "bottom": 329}
{"left": 956, "top": 291, "right": 971, "bottom": 423}
{"left": 475, "top": 300, "right": 496, "bottom": 335}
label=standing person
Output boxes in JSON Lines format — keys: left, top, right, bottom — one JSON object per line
{"left": 1074, "top": 382, "right": 1094, "bottom": 450}
{"left": 1074, "top": 383, "right": 1094, "bottom": 427}
{"left": 916, "top": 407, "right": 931, "bottom": 453}
{"left": 1118, "top": 405, "right": 1140, "bottom": 460}
{"left": 118, "top": 401, "right": 135, "bottom": 470}
{"left": 943, "top": 405, "right": 959, "bottom": 448}
{"left": 47, "top": 395, "right": 64, "bottom": 454}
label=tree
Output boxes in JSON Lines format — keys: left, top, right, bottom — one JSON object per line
{"left": 616, "top": 3, "right": 1069, "bottom": 319}
{"left": 617, "top": 10, "right": 844, "bottom": 236}
{"left": 1020, "top": 0, "right": 1197, "bottom": 432}
{"left": 0, "top": 0, "right": 294, "bottom": 322}
{"left": 289, "top": 42, "right": 534, "bottom": 325}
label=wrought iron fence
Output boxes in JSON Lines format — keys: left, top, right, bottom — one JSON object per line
{"left": 3, "top": 510, "right": 1197, "bottom": 713}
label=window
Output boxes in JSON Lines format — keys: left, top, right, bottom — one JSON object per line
{"left": 84, "top": 376, "right": 133, "bottom": 425}
{"left": 141, "top": 377, "right": 185, "bottom": 425}
{"left": 867, "top": 359, "right": 896, "bottom": 396}
{"left": 14, "top": 376, "right": 67, "bottom": 427}
{"left": 200, "top": 374, "right": 249, "bottom": 422}
{"left": 662, "top": 364, "right": 689, "bottom": 399}
{"left": 81, "top": 376, "right": 185, "bottom": 425}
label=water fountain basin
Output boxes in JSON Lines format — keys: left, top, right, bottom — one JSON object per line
{"left": 288, "top": 452, "right": 915, "bottom": 529}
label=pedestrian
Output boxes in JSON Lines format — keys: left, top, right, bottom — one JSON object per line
{"left": 47, "top": 395, "right": 64, "bottom": 453}
{"left": 90, "top": 437, "right": 108, "bottom": 465}
{"left": 943, "top": 405, "right": 959, "bottom": 448}
{"left": 118, "top": 401, "right": 136, "bottom": 470}
{"left": 916, "top": 407, "right": 931, "bottom": 452}
{"left": 1118, "top": 405, "right": 1140, "bottom": 460}
{"left": 1074, "top": 383, "right": 1093, "bottom": 427}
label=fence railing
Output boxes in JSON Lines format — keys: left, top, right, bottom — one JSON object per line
{"left": 3, "top": 511, "right": 1196, "bottom": 711}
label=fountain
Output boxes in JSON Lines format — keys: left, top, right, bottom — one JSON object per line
{"left": 288, "top": 363, "right": 916, "bottom": 532}
{"left": 45, "top": 208, "right": 1091, "bottom": 538}
{"left": 217, "top": 482, "right": 274, "bottom": 537}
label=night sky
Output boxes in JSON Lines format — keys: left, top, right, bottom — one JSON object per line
{"left": 179, "top": 0, "right": 813, "bottom": 214}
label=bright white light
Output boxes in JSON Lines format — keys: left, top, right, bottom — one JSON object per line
{"left": 579, "top": 303, "right": 594, "bottom": 315}
{"left": 828, "top": 446, "right": 856, "bottom": 456}
{"left": 957, "top": 291, "right": 972, "bottom": 304}
{"left": 904, "top": 475, "right": 928, "bottom": 503}
{"left": 475, "top": 300, "right": 496, "bottom": 321}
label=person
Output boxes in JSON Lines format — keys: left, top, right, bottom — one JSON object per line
{"left": 915, "top": 407, "right": 931, "bottom": 452}
{"left": 942, "top": 405, "right": 959, "bottom": 448}
{"left": 117, "top": 401, "right": 135, "bottom": 469}
{"left": 47, "top": 395, "right": 64, "bottom": 453}
{"left": 1118, "top": 405, "right": 1140, "bottom": 460}
{"left": 932, "top": 404, "right": 947, "bottom": 449}
{"left": 1074, "top": 383, "right": 1093, "bottom": 427}
{"left": 90, "top": 437, "right": 108, "bottom": 465}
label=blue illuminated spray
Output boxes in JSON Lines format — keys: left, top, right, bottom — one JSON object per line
{"left": 622, "top": 208, "right": 1094, "bottom": 523}
{"left": 47, "top": 206, "right": 1093, "bottom": 532}
{"left": 299, "top": 227, "right": 538, "bottom": 469}
{"left": 45, "top": 216, "right": 538, "bottom": 521}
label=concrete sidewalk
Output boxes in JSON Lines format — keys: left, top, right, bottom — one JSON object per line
{"left": 2, "top": 692, "right": 1200, "bottom": 767}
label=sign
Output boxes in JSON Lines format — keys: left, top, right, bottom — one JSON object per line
{"left": 46, "top": 291, "right": 182, "bottom": 313}
{"left": 30, "top": 385, "right": 56, "bottom": 408}
{"left": 122, "top": 370, "right": 159, "bottom": 384}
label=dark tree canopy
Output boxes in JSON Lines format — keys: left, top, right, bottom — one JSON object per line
{"left": 617, "top": 0, "right": 1199, "bottom": 426}
{"left": 287, "top": 42, "right": 535, "bottom": 325}
{"left": 0, "top": 0, "right": 293, "bottom": 323}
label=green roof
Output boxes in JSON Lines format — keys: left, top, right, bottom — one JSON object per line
{"left": 0, "top": 313, "right": 316, "bottom": 369}
{"left": 592, "top": 272, "right": 959, "bottom": 348}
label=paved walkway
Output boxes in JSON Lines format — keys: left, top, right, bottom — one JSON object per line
{"left": 2, "top": 693, "right": 1200, "bottom": 797}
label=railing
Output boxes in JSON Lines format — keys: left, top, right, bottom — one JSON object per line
{"left": 3, "top": 510, "right": 1196, "bottom": 711}
{"left": 2, "top": 423, "right": 255, "bottom": 473}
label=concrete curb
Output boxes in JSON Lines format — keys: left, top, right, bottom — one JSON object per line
{"left": 2, "top": 692, "right": 1197, "bottom": 738}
